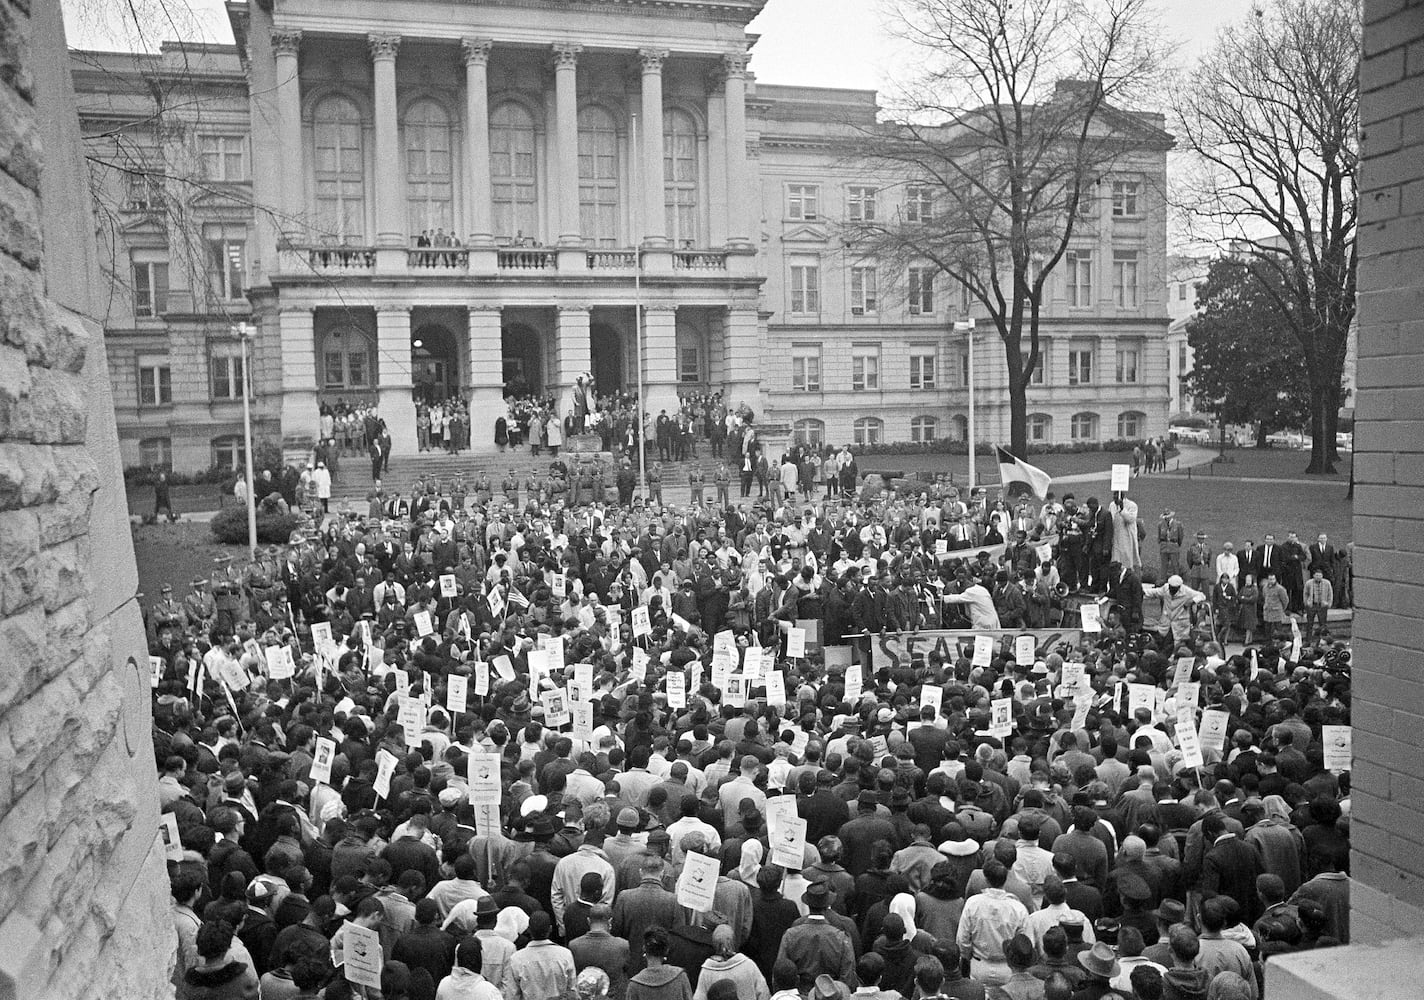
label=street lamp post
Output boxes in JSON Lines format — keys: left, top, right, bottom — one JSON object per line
{"left": 235, "top": 321, "right": 257, "bottom": 557}
{"left": 954, "top": 318, "right": 977, "bottom": 489}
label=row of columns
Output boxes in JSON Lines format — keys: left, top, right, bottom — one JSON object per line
{"left": 269, "top": 29, "right": 753, "bottom": 248}
{"left": 273, "top": 304, "right": 758, "bottom": 454}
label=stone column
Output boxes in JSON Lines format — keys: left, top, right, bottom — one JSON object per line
{"left": 706, "top": 70, "right": 729, "bottom": 247}
{"left": 555, "top": 305, "right": 592, "bottom": 430}
{"left": 467, "top": 305, "right": 505, "bottom": 453}
{"left": 368, "top": 34, "right": 403, "bottom": 248}
{"left": 376, "top": 306, "right": 417, "bottom": 454}
{"left": 271, "top": 29, "right": 304, "bottom": 235}
{"left": 722, "top": 51, "right": 751, "bottom": 247}
{"left": 642, "top": 304, "right": 680, "bottom": 418}
{"left": 721, "top": 307, "right": 760, "bottom": 417}
{"left": 461, "top": 38, "right": 494, "bottom": 247}
{"left": 638, "top": 48, "right": 669, "bottom": 246}
{"left": 553, "top": 43, "right": 583, "bottom": 246}
{"left": 278, "top": 308, "right": 320, "bottom": 444}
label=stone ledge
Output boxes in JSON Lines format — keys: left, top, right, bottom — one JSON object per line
{"left": 1265, "top": 935, "right": 1424, "bottom": 1000}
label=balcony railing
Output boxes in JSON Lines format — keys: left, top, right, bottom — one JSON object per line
{"left": 673, "top": 250, "right": 728, "bottom": 271}
{"left": 498, "top": 248, "right": 558, "bottom": 271}
{"left": 294, "top": 245, "right": 376, "bottom": 273}
{"left": 587, "top": 250, "right": 639, "bottom": 270}
{"left": 407, "top": 247, "right": 470, "bottom": 270}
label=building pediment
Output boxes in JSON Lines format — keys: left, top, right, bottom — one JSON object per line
{"left": 782, "top": 225, "right": 829, "bottom": 244}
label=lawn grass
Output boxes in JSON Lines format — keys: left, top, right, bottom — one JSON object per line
{"left": 131, "top": 520, "right": 238, "bottom": 602}
{"left": 860, "top": 447, "right": 1201, "bottom": 481}
{"left": 1161, "top": 446, "right": 1352, "bottom": 482}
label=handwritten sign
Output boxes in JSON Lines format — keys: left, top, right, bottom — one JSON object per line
{"left": 1322, "top": 725, "right": 1352, "bottom": 772}
{"left": 666, "top": 670, "right": 686, "bottom": 709}
{"left": 786, "top": 627, "right": 807, "bottom": 660}
{"left": 770, "top": 815, "right": 808, "bottom": 869}
{"left": 310, "top": 736, "right": 336, "bottom": 785}
{"left": 397, "top": 696, "right": 425, "bottom": 744}
{"left": 1176, "top": 706, "right": 1205, "bottom": 769}
{"left": 824, "top": 646, "right": 854, "bottom": 669}
{"left": 1111, "top": 464, "right": 1131, "bottom": 492}
{"left": 677, "top": 851, "right": 720, "bottom": 912}
{"left": 447, "top": 674, "right": 469, "bottom": 714}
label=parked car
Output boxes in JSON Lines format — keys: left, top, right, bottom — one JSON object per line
{"left": 1266, "top": 431, "right": 1307, "bottom": 449}
{"left": 1169, "top": 425, "right": 1213, "bottom": 444}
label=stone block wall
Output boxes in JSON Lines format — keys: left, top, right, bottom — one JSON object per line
{"left": 1350, "top": 0, "right": 1424, "bottom": 945}
{"left": 0, "top": 1, "right": 174, "bottom": 997}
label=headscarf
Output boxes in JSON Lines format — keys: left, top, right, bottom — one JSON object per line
{"left": 889, "top": 891, "right": 919, "bottom": 940}
{"left": 736, "top": 839, "right": 763, "bottom": 886}
{"left": 494, "top": 905, "right": 530, "bottom": 942}
{"left": 1262, "top": 794, "right": 1292, "bottom": 824}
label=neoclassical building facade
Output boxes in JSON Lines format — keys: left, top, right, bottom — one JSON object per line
{"left": 79, "top": 0, "right": 1171, "bottom": 471}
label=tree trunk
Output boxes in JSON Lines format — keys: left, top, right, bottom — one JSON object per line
{"left": 1008, "top": 376, "right": 1028, "bottom": 458}
{"left": 1324, "top": 383, "right": 1341, "bottom": 464}
{"left": 1256, "top": 421, "right": 1269, "bottom": 448}
{"left": 1304, "top": 382, "right": 1335, "bottom": 474}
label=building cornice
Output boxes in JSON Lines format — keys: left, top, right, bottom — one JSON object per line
{"left": 379, "top": 0, "right": 768, "bottom": 25}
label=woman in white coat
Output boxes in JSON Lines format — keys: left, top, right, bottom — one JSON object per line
{"left": 313, "top": 462, "right": 332, "bottom": 513}
{"left": 1110, "top": 493, "right": 1140, "bottom": 571}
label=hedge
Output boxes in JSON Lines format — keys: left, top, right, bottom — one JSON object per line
{"left": 209, "top": 506, "right": 302, "bottom": 545}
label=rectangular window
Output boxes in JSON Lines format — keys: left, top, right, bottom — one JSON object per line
{"left": 909, "top": 267, "right": 935, "bottom": 315}
{"left": 1030, "top": 344, "right": 1047, "bottom": 385}
{"left": 905, "top": 186, "right": 933, "bottom": 223}
{"left": 126, "top": 172, "right": 162, "bottom": 212}
{"left": 850, "top": 266, "right": 878, "bottom": 315}
{"left": 139, "top": 437, "right": 172, "bottom": 469}
{"left": 1116, "top": 346, "right": 1141, "bottom": 384}
{"left": 679, "top": 347, "right": 701, "bottom": 384}
{"left": 1029, "top": 415, "right": 1050, "bottom": 443}
{"left": 138, "top": 356, "right": 172, "bottom": 407}
{"left": 1112, "top": 179, "right": 1141, "bottom": 217}
{"left": 132, "top": 260, "right": 169, "bottom": 318}
{"left": 909, "top": 351, "right": 937, "bottom": 390}
{"left": 959, "top": 350, "right": 970, "bottom": 388}
{"left": 1068, "top": 346, "right": 1093, "bottom": 386}
{"left": 1113, "top": 250, "right": 1140, "bottom": 307}
{"left": 847, "top": 186, "right": 878, "bottom": 222}
{"left": 210, "top": 346, "right": 247, "bottom": 400}
{"left": 1178, "top": 283, "right": 1187, "bottom": 301}
{"left": 1066, "top": 250, "right": 1093, "bottom": 307}
{"left": 207, "top": 239, "right": 246, "bottom": 301}
{"left": 199, "top": 134, "right": 247, "bottom": 181}
{"left": 852, "top": 347, "right": 880, "bottom": 391}
{"left": 1178, "top": 343, "right": 1188, "bottom": 371}
{"left": 791, "top": 348, "right": 821, "bottom": 392}
{"left": 790, "top": 259, "right": 820, "bottom": 314}
{"left": 787, "top": 184, "right": 820, "bottom": 221}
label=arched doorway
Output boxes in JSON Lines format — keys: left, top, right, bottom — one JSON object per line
{"left": 591, "top": 323, "right": 623, "bottom": 393}
{"left": 502, "top": 323, "right": 542, "bottom": 397}
{"left": 412, "top": 323, "right": 459, "bottom": 403}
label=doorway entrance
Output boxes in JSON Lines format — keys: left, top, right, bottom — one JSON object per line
{"left": 591, "top": 322, "right": 623, "bottom": 393}
{"left": 412, "top": 324, "right": 459, "bottom": 403}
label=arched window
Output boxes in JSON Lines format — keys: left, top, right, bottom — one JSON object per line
{"left": 578, "top": 106, "right": 620, "bottom": 246}
{"left": 211, "top": 435, "right": 246, "bottom": 471}
{"left": 491, "top": 102, "right": 539, "bottom": 241}
{"left": 312, "top": 96, "right": 365, "bottom": 240}
{"left": 321, "top": 327, "right": 375, "bottom": 391}
{"left": 404, "top": 99, "right": 452, "bottom": 235}
{"left": 853, "top": 416, "right": 883, "bottom": 447}
{"left": 793, "top": 418, "right": 825, "bottom": 447}
{"left": 951, "top": 414, "right": 968, "bottom": 442}
{"left": 663, "top": 109, "right": 699, "bottom": 246}
{"left": 1117, "top": 410, "right": 1145, "bottom": 439}
{"left": 1071, "top": 411, "right": 1098, "bottom": 441}
{"left": 911, "top": 415, "right": 937, "bottom": 443}
{"left": 1028, "top": 413, "right": 1052, "bottom": 443}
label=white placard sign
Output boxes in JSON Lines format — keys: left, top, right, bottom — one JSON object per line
{"left": 766, "top": 670, "right": 787, "bottom": 707}
{"left": 341, "top": 922, "right": 384, "bottom": 988}
{"left": 160, "top": 812, "right": 183, "bottom": 862}
{"left": 1177, "top": 681, "right": 1201, "bottom": 708}
{"left": 541, "top": 688, "right": 571, "bottom": 728}
{"left": 1014, "top": 635, "right": 1036, "bottom": 666}
{"left": 467, "top": 752, "right": 502, "bottom": 804}
{"left": 1079, "top": 602, "right": 1102, "bottom": 633}
{"left": 631, "top": 605, "right": 652, "bottom": 638}
{"left": 268, "top": 645, "right": 296, "bottom": 680}
{"left": 440, "top": 574, "right": 458, "bottom": 598}
{"left": 474, "top": 660, "right": 490, "bottom": 696}
{"left": 310, "top": 620, "right": 333, "bottom": 651}
{"left": 1198, "top": 709, "right": 1231, "bottom": 752}
{"left": 1173, "top": 657, "right": 1195, "bottom": 688}
{"left": 766, "top": 794, "right": 800, "bottom": 839}
{"left": 413, "top": 610, "right": 434, "bottom": 638}
{"left": 551, "top": 573, "right": 567, "bottom": 598}
{"left": 741, "top": 647, "right": 763, "bottom": 680}
{"left": 492, "top": 654, "right": 515, "bottom": 681}
{"left": 786, "top": 627, "right": 807, "bottom": 660}
{"left": 844, "top": 663, "right": 863, "bottom": 703}
{"left": 726, "top": 674, "right": 747, "bottom": 708}
{"left": 677, "top": 851, "right": 721, "bottom": 912}
{"left": 1111, "top": 464, "right": 1131, "bottom": 492}
{"left": 770, "top": 815, "right": 808, "bottom": 869}
{"left": 309, "top": 736, "right": 336, "bottom": 785}
{"left": 447, "top": 673, "right": 469, "bottom": 714}
{"left": 373, "top": 748, "right": 398, "bottom": 800}
{"left": 920, "top": 685, "right": 943, "bottom": 714}
{"left": 572, "top": 700, "right": 594, "bottom": 741}
{"left": 990, "top": 697, "right": 1014, "bottom": 739}
{"left": 631, "top": 647, "right": 649, "bottom": 683}
{"left": 973, "top": 634, "right": 995, "bottom": 667}
{"left": 149, "top": 655, "right": 165, "bottom": 689}
{"left": 1322, "top": 725, "right": 1352, "bottom": 772}
{"left": 666, "top": 671, "right": 686, "bottom": 709}
{"left": 1176, "top": 708, "right": 1205, "bottom": 769}
{"left": 575, "top": 661, "right": 595, "bottom": 695}
{"left": 1071, "top": 698, "right": 1091, "bottom": 731}
{"left": 548, "top": 634, "right": 566, "bottom": 674}
{"left": 398, "top": 696, "right": 425, "bottom": 742}
{"left": 393, "top": 668, "right": 411, "bottom": 694}
{"left": 1061, "top": 661, "right": 1086, "bottom": 691}
{"left": 1128, "top": 683, "right": 1157, "bottom": 718}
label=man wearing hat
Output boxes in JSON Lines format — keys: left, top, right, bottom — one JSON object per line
{"left": 1157, "top": 511, "right": 1184, "bottom": 578}
{"left": 183, "top": 577, "right": 216, "bottom": 630}
{"left": 995, "top": 934, "right": 1042, "bottom": 1000}
{"left": 1185, "top": 531, "right": 1212, "bottom": 592}
{"left": 1074, "top": 942, "right": 1121, "bottom": 1000}
{"left": 775, "top": 881, "right": 857, "bottom": 991}
{"left": 838, "top": 791, "right": 898, "bottom": 876}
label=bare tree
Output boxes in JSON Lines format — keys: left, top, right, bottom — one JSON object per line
{"left": 1174, "top": 0, "right": 1358, "bottom": 474}
{"left": 845, "top": 0, "right": 1170, "bottom": 457}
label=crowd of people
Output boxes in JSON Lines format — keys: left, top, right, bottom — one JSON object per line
{"left": 150, "top": 445, "right": 1353, "bottom": 1000}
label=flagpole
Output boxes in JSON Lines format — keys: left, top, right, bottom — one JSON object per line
{"left": 632, "top": 112, "right": 647, "bottom": 505}
{"left": 954, "top": 319, "right": 976, "bottom": 490}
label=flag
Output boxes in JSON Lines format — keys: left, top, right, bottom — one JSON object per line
{"left": 995, "top": 445, "right": 1052, "bottom": 499}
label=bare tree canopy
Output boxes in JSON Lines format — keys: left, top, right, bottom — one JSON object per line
{"left": 845, "top": 0, "right": 1171, "bottom": 458}
{"left": 1174, "top": 0, "right": 1359, "bottom": 474}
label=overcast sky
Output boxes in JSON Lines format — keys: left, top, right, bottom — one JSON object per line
{"left": 67, "top": 0, "right": 1257, "bottom": 86}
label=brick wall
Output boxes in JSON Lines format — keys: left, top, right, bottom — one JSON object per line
{"left": 0, "top": 1, "right": 173, "bottom": 997}
{"left": 1350, "top": 0, "right": 1424, "bottom": 945}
